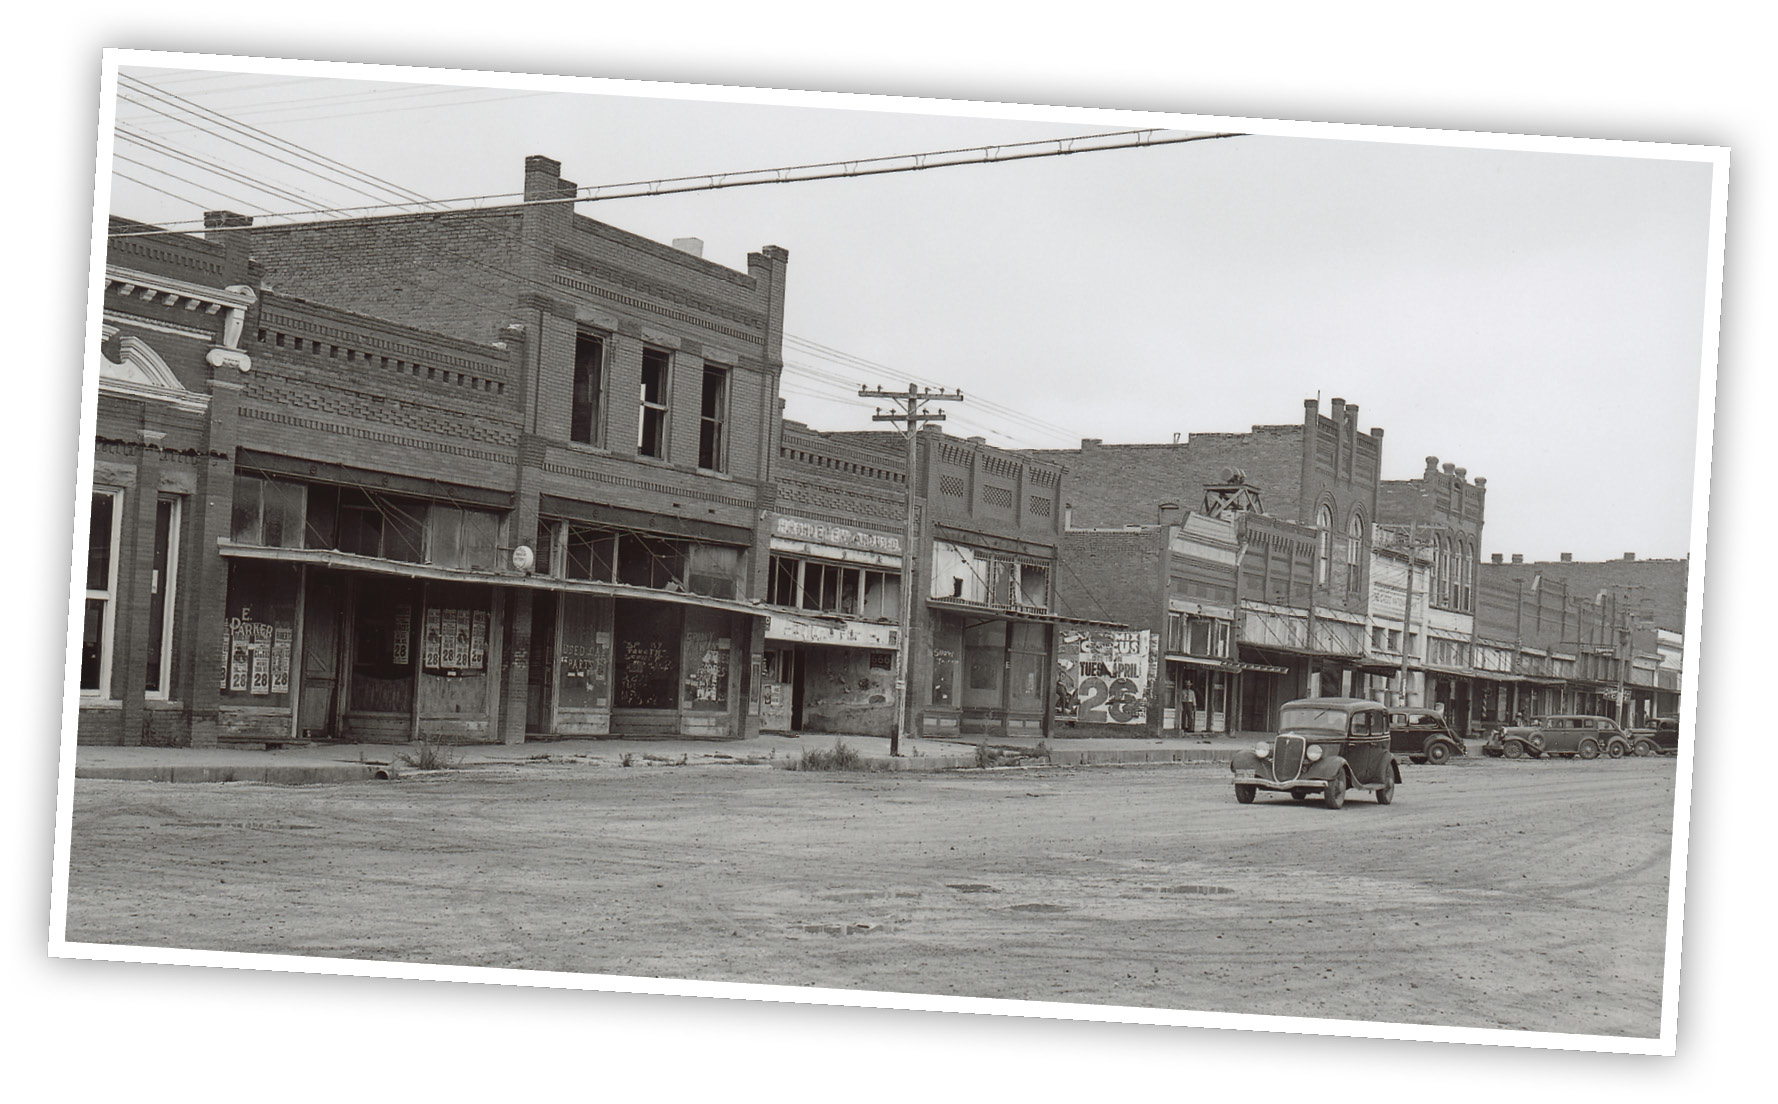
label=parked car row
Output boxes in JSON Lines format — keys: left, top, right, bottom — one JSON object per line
{"left": 1232, "top": 700, "right": 1676, "bottom": 811}
{"left": 1479, "top": 714, "right": 1680, "bottom": 759}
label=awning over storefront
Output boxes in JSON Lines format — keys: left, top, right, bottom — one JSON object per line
{"left": 1166, "top": 653, "right": 1240, "bottom": 671}
{"left": 217, "top": 541, "right": 772, "bottom": 619}
{"left": 926, "top": 597, "right": 1128, "bottom": 630}
{"left": 1353, "top": 657, "right": 1404, "bottom": 674}
{"left": 1240, "top": 641, "right": 1362, "bottom": 661}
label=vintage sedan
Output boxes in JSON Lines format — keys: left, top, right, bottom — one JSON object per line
{"left": 1231, "top": 698, "right": 1401, "bottom": 808}
{"left": 1630, "top": 716, "right": 1681, "bottom": 756}
{"left": 1495, "top": 714, "right": 1633, "bottom": 760}
{"left": 1389, "top": 710, "right": 1466, "bottom": 764}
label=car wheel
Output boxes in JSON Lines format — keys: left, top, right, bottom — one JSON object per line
{"left": 1607, "top": 740, "right": 1628, "bottom": 759}
{"left": 1375, "top": 773, "right": 1395, "bottom": 805}
{"left": 1635, "top": 739, "right": 1658, "bottom": 757}
{"left": 1235, "top": 784, "right": 1256, "bottom": 804}
{"left": 1425, "top": 741, "right": 1452, "bottom": 765}
{"left": 1291, "top": 789, "right": 1310, "bottom": 802}
{"left": 1503, "top": 741, "right": 1526, "bottom": 759}
{"left": 1323, "top": 772, "right": 1348, "bottom": 809}
{"left": 1578, "top": 737, "right": 1601, "bottom": 760}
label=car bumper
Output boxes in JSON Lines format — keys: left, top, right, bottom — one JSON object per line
{"left": 1231, "top": 770, "right": 1326, "bottom": 792}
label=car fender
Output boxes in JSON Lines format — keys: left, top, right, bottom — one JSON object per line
{"left": 1303, "top": 755, "right": 1347, "bottom": 782}
{"left": 1230, "top": 749, "right": 1261, "bottom": 773}
{"left": 1504, "top": 735, "right": 1538, "bottom": 756}
{"left": 1390, "top": 757, "right": 1403, "bottom": 783}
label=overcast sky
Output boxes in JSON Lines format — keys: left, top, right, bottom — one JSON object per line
{"left": 106, "top": 59, "right": 1719, "bottom": 562}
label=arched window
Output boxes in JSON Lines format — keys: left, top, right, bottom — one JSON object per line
{"left": 1315, "top": 504, "right": 1333, "bottom": 586}
{"left": 1346, "top": 512, "right": 1365, "bottom": 595}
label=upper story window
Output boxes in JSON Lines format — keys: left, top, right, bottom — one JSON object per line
{"left": 698, "top": 364, "right": 729, "bottom": 472}
{"left": 768, "top": 554, "right": 901, "bottom": 618}
{"left": 638, "top": 347, "right": 671, "bottom": 459}
{"left": 1315, "top": 504, "right": 1334, "bottom": 586}
{"left": 570, "top": 331, "right": 605, "bottom": 447}
{"left": 558, "top": 521, "right": 745, "bottom": 600}
{"left": 1346, "top": 512, "right": 1365, "bottom": 595}
{"left": 1168, "top": 612, "right": 1231, "bottom": 658}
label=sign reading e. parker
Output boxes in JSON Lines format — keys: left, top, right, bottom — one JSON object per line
{"left": 772, "top": 515, "right": 902, "bottom": 555}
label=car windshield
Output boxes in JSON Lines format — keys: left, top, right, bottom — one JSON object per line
{"left": 1279, "top": 706, "right": 1352, "bottom": 734}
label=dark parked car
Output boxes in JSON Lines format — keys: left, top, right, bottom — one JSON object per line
{"left": 1231, "top": 698, "right": 1401, "bottom": 808}
{"left": 1630, "top": 716, "right": 1681, "bottom": 756}
{"left": 1389, "top": 710, "right": 1466, "bottom": 764}
{"left": 1490, "top": 714, "right": 1633, "bottom": 760}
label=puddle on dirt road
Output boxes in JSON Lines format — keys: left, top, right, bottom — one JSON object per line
{"left": 165, "top": 821, "right": 321, "bottom": 831}
{"left": 801, "top": 922, "right": 882, "bottom": 935}
{"left": 1006, "top": 903, "right": 1070, "bottom": 913}
{"left": 1150, "top": 884, "right": 1235, "bottom": 896}
{"left": 946, "top": 883, "right": 999, "bottom": 893}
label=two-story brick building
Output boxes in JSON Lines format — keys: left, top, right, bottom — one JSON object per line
{"left": 1374, "top": 455, "right": 1488, "bottom": 731}
{"left": 1052, "top": 506, "right": 1263, "bottom": 736}
{"left": 1033, "top": 397, "right": 1384, "bottom": 729}
{"left": 759, "top": 419, "right": 907, "bottom": 736}
{"left": 78, "top": 216, "right": 259, "bottom": 746}
{"left": 83, "top": 154, "right": 793, "bottom": 745}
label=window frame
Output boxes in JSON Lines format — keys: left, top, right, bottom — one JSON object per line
{"left": 638, "top": 346, "right": 672, "bottom": 459}
{"left": 697, "top": 362, "right": 730, "bottom": 472}
{"left": 145, "top": 494, "right": 183, "bottom": 700}
{"left": 1315, "top": 504, "right": 1334, "bottom": 586}
{"left": 81, "top": 488, "right": 124, "bottom": 699}
{"left": 570, "top": 330, "right": 607, "bottom": 448}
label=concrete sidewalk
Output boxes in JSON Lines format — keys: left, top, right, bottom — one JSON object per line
{"left": 71, "top": 729, "right": 1267, "bottom": 784}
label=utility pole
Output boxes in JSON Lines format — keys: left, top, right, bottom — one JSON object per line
{"left": 860, "top": 383, "right": 964, "bottom": 756}
{"left": 1398, "top": 520, "right": 1417, "bottom": 711}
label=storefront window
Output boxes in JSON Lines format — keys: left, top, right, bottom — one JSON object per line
{"left": 222, "top": 561, "right": 301, "bottom": 706}
{"left": 614, "top": 599, "right": 680, "bottom": 708}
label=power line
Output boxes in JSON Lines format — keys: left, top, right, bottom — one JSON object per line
{"left": 109, "top": 125, "right": 1243, "bottom": 237}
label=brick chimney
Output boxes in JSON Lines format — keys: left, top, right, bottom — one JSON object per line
{"left": 1511, "top": 554, "right": 1524, "bottom": 564}
{"left": 1623, "top": 552, "right": 1637, "bottom": 561}
{"left": 1560, "top": 553, "right": 1573, "bottom": 562}
{"left": 1492, "top": 553, "right": 1503, "bottom": 564}
{"left": 203, "top": 210, "right": 254, "bottom": 282}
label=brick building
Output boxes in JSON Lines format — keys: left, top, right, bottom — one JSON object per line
{"left": 1033, "top": 397, "right": 1384, "bottom": 729}
{"left": 78, "top": 217, "right": 259, "bottom": 745}
{"left": 1477, "top": 552, "right": 1686, "bottom": 725}
{"left": 1373, "top": 454, "right": 1489, "bottom": 730}
{"left": 1053, "top": 508, "right": 1266, "bottom": 736}
{"left": 82, "top": 153, "right": 793, "bottom": 745}
{"left": 760, "top": 420, "right": 907, "bottom": 736}
{"left": 806, "top": 427, "right": 1115, "bottom": 739}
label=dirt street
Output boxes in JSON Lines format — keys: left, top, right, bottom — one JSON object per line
{"left": 63, "top": 755, "right": 1675, "bottom": 1037}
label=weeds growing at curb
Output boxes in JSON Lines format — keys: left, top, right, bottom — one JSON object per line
{"left": 398, "top": 740, "right": 459, "bottom": 771}
{"left": 794, "top": 740, "right": 865, "bottom": 771}
{"left": 620, "top": 753, "right": 634, "bottom": 768}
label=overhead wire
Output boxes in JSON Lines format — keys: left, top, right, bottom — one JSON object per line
{"left": 107, "top": 73, "right": 1205, "bottom": 452}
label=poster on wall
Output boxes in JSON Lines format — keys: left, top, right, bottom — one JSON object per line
{"left": 1054, "top": 629, "right": 1152, "bottom": 725}
{"left": 392, "top": 605, "right": 411, "bottom": 666}
{"left": 470, "top": 611, "right": 488, "bottom": 668}
{"left": 270, "top": 625, "right": 292, "bottom": 694}
{"left": 423, "top": 607, "right": 442, "bottom": 669}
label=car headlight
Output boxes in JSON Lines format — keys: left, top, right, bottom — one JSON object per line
{"left": 1253, "top": 741, "right": 1270, "bottom": 758}
{"left": 1305, "top": 744, "right": 1324, "bottom": 762}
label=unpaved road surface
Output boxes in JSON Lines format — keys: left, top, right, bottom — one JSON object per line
{"left": 64, "top": 755, "right": 1676, "bottom": 1036}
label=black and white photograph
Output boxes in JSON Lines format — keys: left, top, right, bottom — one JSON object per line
{"left": 20, "top": 14, "right": 1762, "bottom": 1097}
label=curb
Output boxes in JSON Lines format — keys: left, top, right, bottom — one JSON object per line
{"left": 75, "top": 764, "right": 382, "bottom": 785}
{"left": 775, "top": 747, "right": 1240, "bottom": 772}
